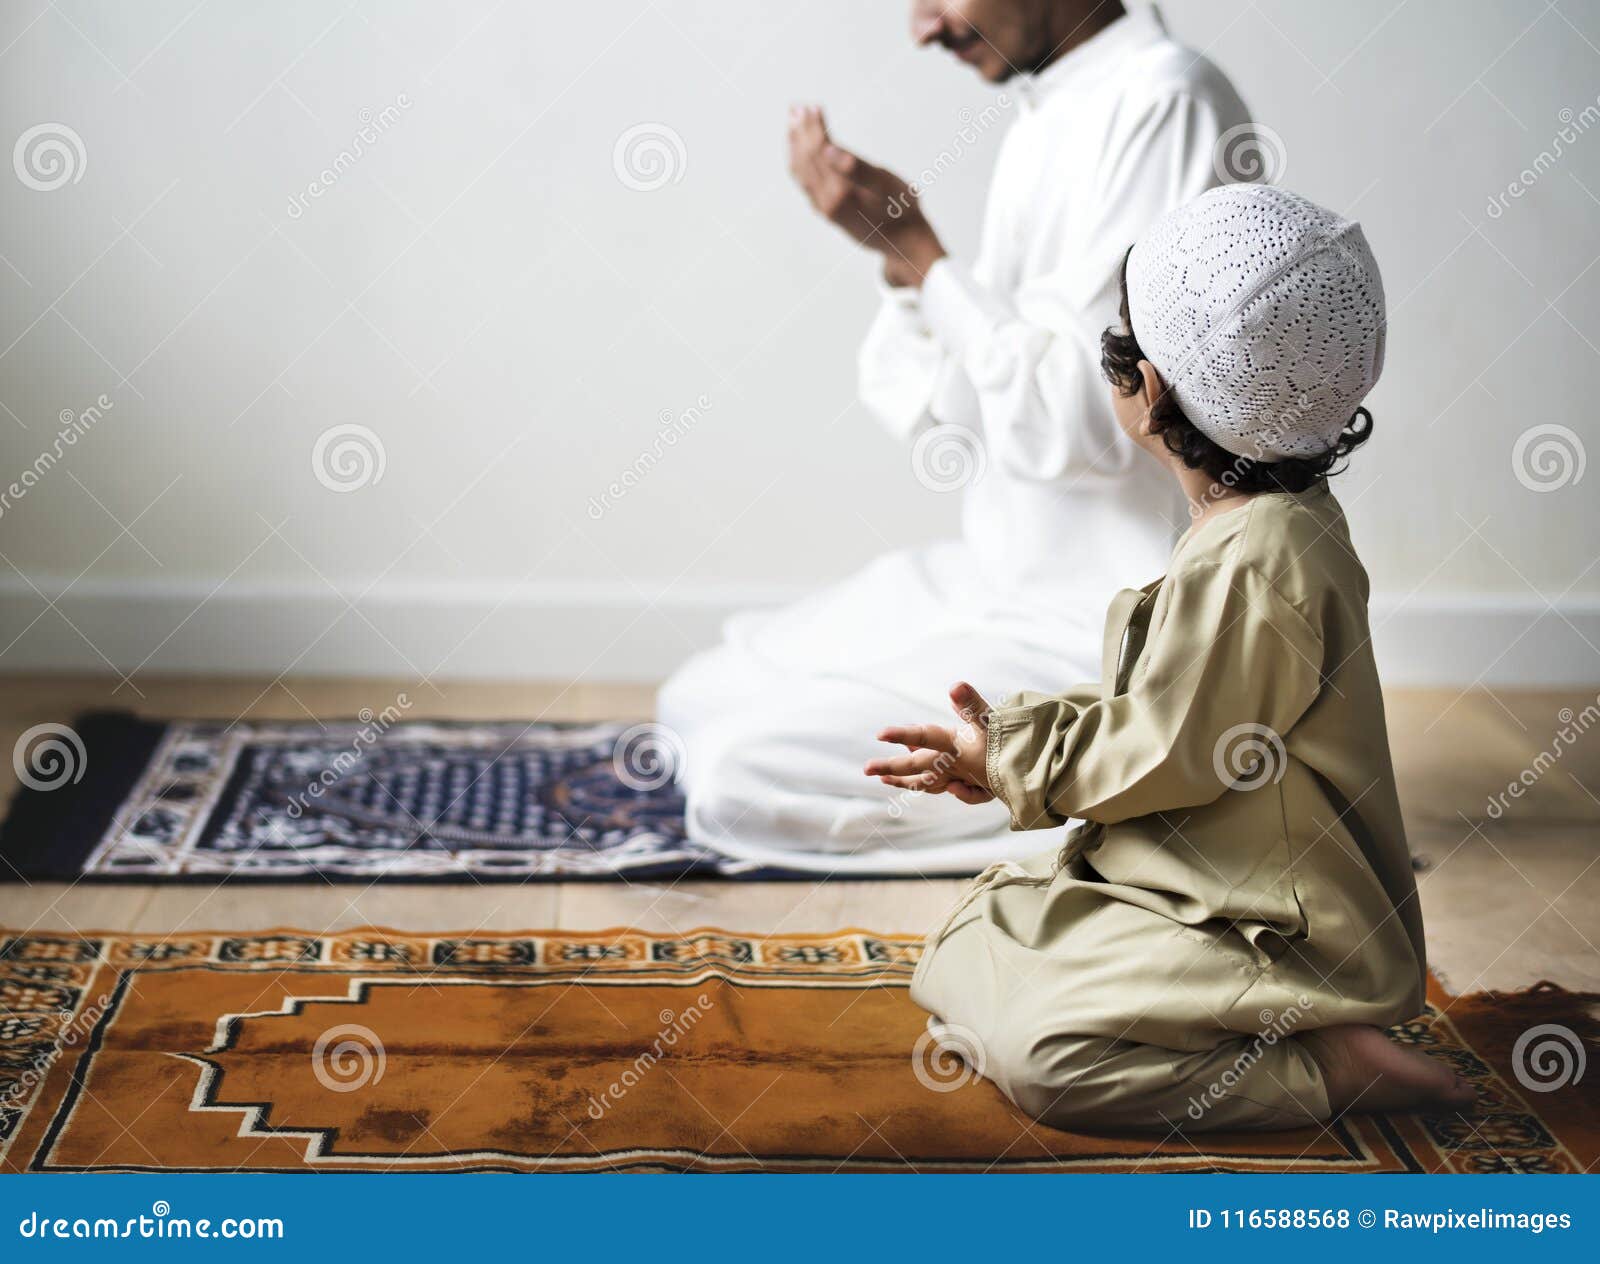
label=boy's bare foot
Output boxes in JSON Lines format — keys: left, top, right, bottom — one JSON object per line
{"left": 1300, "top": 1024, "right": 1477, "bottom": 1116}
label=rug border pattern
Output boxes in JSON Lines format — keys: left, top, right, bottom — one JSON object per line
{"left": 0, "top": 928, "right": 1585, "bottom": 1175}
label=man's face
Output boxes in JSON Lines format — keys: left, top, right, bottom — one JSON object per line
{"left": 910, "top": 0, "right": 1064, "bottom": 82}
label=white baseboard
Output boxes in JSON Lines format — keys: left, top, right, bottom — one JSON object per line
{"left": 1365, "top": 594, "right": 1600, "bottom": 688}
{"left": 2, "top": 577, "right": 1597, "bottom": 687}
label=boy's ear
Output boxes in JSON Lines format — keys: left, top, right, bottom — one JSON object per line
{"left": 1136, "top": 360, "right": 1166, "bottom": 433}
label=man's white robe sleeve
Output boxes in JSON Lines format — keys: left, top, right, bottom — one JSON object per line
{"left": 856, "top": 282, "right": 943, "bottom": 442}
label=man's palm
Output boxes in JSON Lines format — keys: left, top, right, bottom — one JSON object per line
{"left": 788, "top": 106, "right": 925, "bottom": 253}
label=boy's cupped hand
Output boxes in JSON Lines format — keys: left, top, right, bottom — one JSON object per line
{"left": 865, "top": 681, "right": 996, "bottom": 805}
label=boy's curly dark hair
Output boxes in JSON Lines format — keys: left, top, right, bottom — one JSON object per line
{"left": 1099, "top": 251, "right": 1373, "bottom": 494}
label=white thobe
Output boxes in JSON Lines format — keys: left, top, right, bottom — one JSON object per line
{"left": 658, "top": 8, "right": 1253, "bottom": 873}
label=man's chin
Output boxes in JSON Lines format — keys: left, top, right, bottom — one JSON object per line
{"left": 962, "top": 50, "right": 1015, "bottom": 83}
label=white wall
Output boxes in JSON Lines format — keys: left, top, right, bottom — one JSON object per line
{"left": 2, "top": 0, "right": 1597, "bottom": 685}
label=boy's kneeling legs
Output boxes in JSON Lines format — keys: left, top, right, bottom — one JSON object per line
{"left": 987, "top": 1028, "right": 1333, "bottom": 1134}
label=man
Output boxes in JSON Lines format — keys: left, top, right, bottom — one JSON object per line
{"left": 658, "top": 1, "right": 1253, "bottom": 872}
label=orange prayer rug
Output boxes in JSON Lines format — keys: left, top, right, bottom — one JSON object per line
{"left": 1, "top": 927, "right": 1593, "bottom": 1173}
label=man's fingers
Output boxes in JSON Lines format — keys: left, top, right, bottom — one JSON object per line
{"left": 809, "top": 104, "right": 831, "bottom": 144}
{"left": 787, "top": 105, "right": 814, "bottom": 149}
{"left": 787, "top": 125, "right": 817, "bottom": 189}
{"left": 824, "top": 144, "right": 858, "bottom": 177}
{"left": 787, "top": 105, "right": 826, "bottom": 177}
{"left": 829, "top": 145, "right": 894, "bottom": 192}
{"left": 875, "top": 724, "right": 957, "bottom": 754}
{"left": 793, "top": 104, "right": 826, "bottom": 152}
{"left": 949, "top": 680, "right": 995, "bottom": 729}
{"left": 788, "top": 111, "right": 859, "bottom": 221}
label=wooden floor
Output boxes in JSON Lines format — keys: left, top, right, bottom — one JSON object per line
{"left": 2, "top": 675, "right": 1597, "bottom": 994}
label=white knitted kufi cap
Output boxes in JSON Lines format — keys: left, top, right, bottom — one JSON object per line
{"left": 1126, "top": 183, "right": 1386, "bottom": 461}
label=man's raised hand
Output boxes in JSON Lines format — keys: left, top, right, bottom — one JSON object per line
{"left": 786, "top": 104, "right": 946, "bottom": 286}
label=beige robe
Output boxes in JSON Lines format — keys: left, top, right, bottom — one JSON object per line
{"left": 911, "top": 484, "right": 1427, "bottom": 1132}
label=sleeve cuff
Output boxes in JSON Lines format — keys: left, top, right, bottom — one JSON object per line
{"left": 985, "top": 707, "right": 1038, "bottom": 831}
{"left": 920, "top": 258, "right": 1012, "bottom": 357}
{"left": 875, "top": 277, "right": 925, "bottom": 315}
{"left": 856, "top": 288, "right": 941, "bottom": 441}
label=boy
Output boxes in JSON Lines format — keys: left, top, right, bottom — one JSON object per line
{"left": 864, "top": 184, "right": 1475, "bottom": 1132}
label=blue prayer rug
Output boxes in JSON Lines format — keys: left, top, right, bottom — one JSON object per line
{"left": 0, "top": 712, "right": 762, "bottom": 882}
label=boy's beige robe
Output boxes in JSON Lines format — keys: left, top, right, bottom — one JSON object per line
{"left": 911, "top": 485, "right": 1427, "bottom": 1132}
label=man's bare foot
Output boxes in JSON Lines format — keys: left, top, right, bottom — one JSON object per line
{"left": 1300, "top": 1024, "right": 1477, "bottom": 1116}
